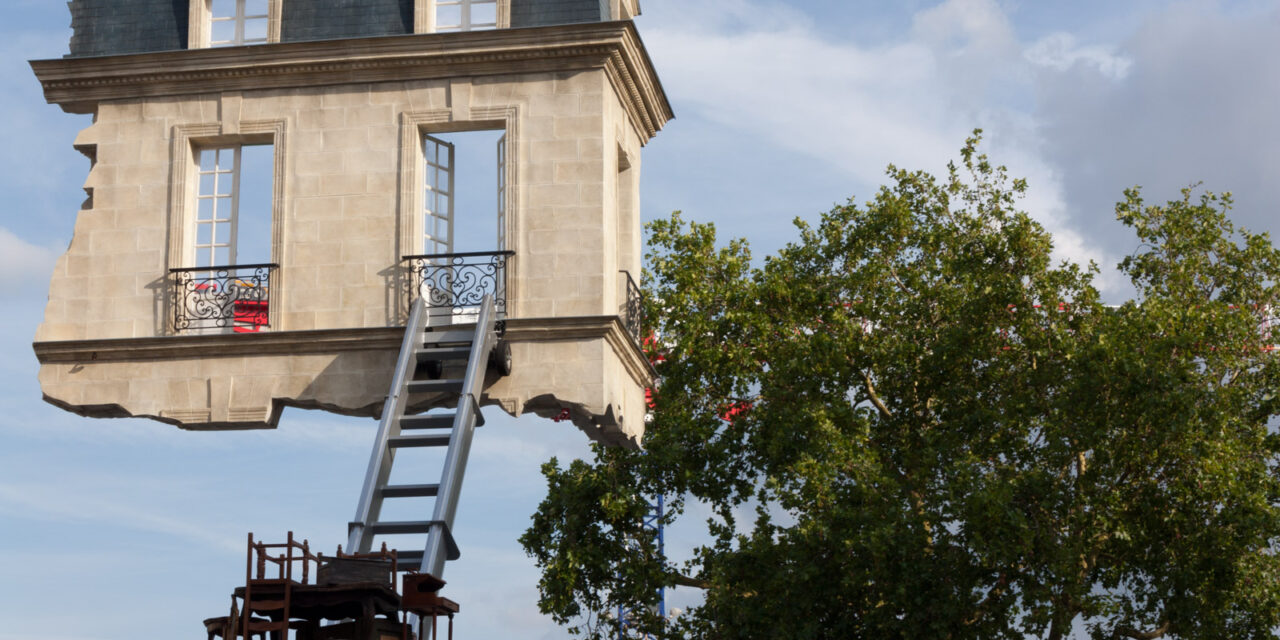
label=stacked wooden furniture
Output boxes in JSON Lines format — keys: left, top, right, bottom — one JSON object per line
{"left": 208, "top": 533, "right": 459, "bottom": 639}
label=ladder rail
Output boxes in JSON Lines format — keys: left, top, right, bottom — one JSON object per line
{"left": 349, "top": 296, "right": 429, "bottom": 552}
{"left": 420, "top": 295, "right": 496, "bottom": 577}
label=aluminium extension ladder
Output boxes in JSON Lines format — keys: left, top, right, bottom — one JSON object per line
{"left": 347, "top": 294, "right": 509, "bottom": 579}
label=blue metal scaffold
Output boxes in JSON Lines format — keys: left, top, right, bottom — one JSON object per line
{"left": 617, "top": 494, "right": 665, "bottom": 639}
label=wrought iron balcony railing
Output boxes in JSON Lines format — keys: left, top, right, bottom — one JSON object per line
{"left": 621, "top": 270, "right": 643, "bottom": 343}
{"left": 404, "top": 251, "right": 514, "bottom": 323}
{"left": 171, "top": 263, "right": 276, "bottom": 333}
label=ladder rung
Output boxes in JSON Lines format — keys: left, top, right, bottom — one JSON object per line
{"left": 407, "top": 378, "right": 465, "bottom": 394}
{"left": 380, "top": 483, "right": 440, "bottom": 498}
{"left": 417, "top": 346, "right": 472, "bottom": 361}
{"left": 389, "top": 433, "right": 452, "bottom": 448}
{"left": 400, "top": 412, "right": 484, "bottom": 430}
{"left": 396, "top": 549, "right": 424, "bottom": 568}
{"left": 422, "top": 329, "right": 473, "bottom": 344}
{"left": 369, "top": 520, "right": 434, "bottom": 535}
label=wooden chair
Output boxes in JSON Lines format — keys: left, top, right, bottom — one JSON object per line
{"left": 203, "top": 596, "right": 269, "bottom": 640}
{"left": 400, "top": 573, "right": 457, "bottom": 640}
{"left": 242, "top": 531, "right": 319, "bottom": 640}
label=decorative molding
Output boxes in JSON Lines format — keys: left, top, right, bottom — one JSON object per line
{"left": 188, "top": 0, "right": 209, "bottom": 49}
{"left": 503, "top": 315, "right": 655, "bottom": 386}
{"left": 33, "top": 22, "right": 673, "bottom": 142}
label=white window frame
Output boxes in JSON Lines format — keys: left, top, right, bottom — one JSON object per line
{"left": 423, "top": 134, "right": 455, "bottom": 255}
{"left": 496, "top": 133, "right": 507, "bottom": 252}
{"left": 193, "top": 146, "right": 242, "bottom": 268}
{"left": 189, "top": 0, "right": 282, "bottom": 48}
{"left": 416, "top": 0, "right": 509, "bottom": 33}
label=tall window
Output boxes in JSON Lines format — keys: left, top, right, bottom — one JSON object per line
{"left": 194, "top": 145, "right": 273, "bottom": 267}
{"left": 210, "top": 0, "right": 270, "bottom": 46}
{"left": 421, "top": 130, "right": 507, "bottom": 254}
{"left": 178, "top": 145, "right": 274, "bottom": 333}
{"left": 433, "top": 0, "right": 498, "bottom": 32}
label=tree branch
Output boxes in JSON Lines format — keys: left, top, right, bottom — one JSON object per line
{"left": 1112, "top": 620, "right": 1169, "bottom": 640}
{"left": 671, "top": 573, "right": 710, "bottom": 590}
{"left": 963, "top": 573, "right": 1009, "bottom": 626}
{"left": 862, "top": 369, "right": 892, "bottom": 419}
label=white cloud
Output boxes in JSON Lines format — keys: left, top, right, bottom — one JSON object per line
{"left": 644, "top": 0, "right": 1115, "bottom": 281}
{"left": 1026, "top": 32, "right": 1133, "bottom": 79}
{"left": 1033, "top": 1, "right": 1280, "bottom": 273}
{"left": 0, "top": 226, "right": 57, "bottom": 295}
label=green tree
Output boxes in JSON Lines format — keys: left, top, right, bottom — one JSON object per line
{"left": 519, "top": 134, "right": 1280, "bottom": 640}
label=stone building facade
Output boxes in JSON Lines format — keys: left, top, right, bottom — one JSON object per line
{"left": 31, "top": 0, "right": 670, "bottom": 445}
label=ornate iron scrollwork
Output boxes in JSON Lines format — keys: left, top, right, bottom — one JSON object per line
{"left": 404, "top": 251, "right": 514, "bottom": 323}
{"left": 171, "top": 264, "right": 276, "bottom": 333}
{"left": 622, "top": 270, "right": 644, "bottom": 343}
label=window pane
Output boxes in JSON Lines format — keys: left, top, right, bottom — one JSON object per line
{"left": 198, "top": 198, "right": 214, "bottom": 220}
{"left": 214, "top": 247, "right": 230, "bottom": 266}
{"left": 211, "top": 20, "right": 236, "bottom": 44}
{"left": 472, "top": 3, "right": 497, "bottom": 26}
{"left": 244, "top": 18, "right": 268, "bottom": 42}
{"left": 436, "top": 5, "right": 462, "bottom": 27}
{"left": 213, "top": 196, "right": 233, "bottom": 220}
{"left": 199, "top": 150, "right": 216, "bottom": 172}
{"left": 215, "top": 174, "right": 233, "bottom": 196}
{"left": 245, "top": 0, "right": 269, "bottom": 15}
{"left": 197, "top": 247, "right": 212, "bottom": 267}
{"left": 197, "top": 222, "right": 213, "bottom": 245}
{"left": 199, "top": 173, "right": 216, "bottom": 195}
{"left": 211, "top": 0, "right": 236, "bottom": 18}
{"left": 236, "top": 145, "right": 274, "bottom": 265}
{"left": 216, "top": 149, "right": 236, "bottom": 171}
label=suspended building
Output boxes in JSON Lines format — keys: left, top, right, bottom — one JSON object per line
{"left": 30, "top": 0, "right": 671, "bottom": 445}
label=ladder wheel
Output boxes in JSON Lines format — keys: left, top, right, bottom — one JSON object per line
{"left": 489, "top": 340, "right": 513, "bottom": 376}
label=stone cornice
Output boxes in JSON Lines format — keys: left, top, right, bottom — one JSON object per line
{"left": 33, "top": 314, "right": 655, "bottom": 384}
{"left": 31, "top": 21, "right": 673, "bottom": 141}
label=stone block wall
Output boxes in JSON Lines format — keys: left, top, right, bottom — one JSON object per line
{"left": 38, "top": 70, "right": 621, "bottom": 340}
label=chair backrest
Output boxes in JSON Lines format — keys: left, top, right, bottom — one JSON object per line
{"left": 247, "top": 531, "right": 319, "bottom": 584}
{"left": 316, "top": 542, "right": 399, "bottom": 586}
{"left": 333, "top": 542, "right": 399, "bottom": 574}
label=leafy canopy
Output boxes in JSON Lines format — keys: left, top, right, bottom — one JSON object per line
{"left": 519, "top": 133, "right": 1280, "bottom": 640}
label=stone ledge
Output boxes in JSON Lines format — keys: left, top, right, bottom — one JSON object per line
{"left": 32, "top": 315, "right": 655, "bottom": 383}
{"left": 34, "top": 315, "right": 653, "bottom": 442}
{"left": 31, "top": 21, "right": 673, "bottom": 142}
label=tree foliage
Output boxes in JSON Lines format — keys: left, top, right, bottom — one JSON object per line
{"left": 519, "top": 134, "right": 1280, "bottom": 640}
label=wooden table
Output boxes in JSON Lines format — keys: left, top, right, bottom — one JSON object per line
{"left": 235, "top": 581, "right": 402, "bottom": 640}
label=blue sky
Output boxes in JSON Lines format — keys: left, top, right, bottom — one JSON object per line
{"left": 2, "top": 1, "right": 1279, "bottom": 638}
